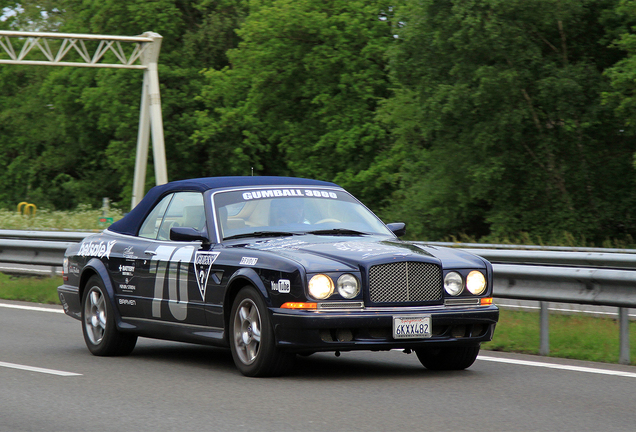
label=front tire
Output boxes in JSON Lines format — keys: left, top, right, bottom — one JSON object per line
{"left": 81, "top": 275, "right": 137, "bottom": 356}
{"left": 415, "top": 345, "right": 480, "bottom": 370}
{"left": 229, "top": 286, "right": 294, "bottom": 377}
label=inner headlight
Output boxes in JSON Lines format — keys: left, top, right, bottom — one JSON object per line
{"left": 444, "top": 272, "right": 463, "bottom": 296}
{"left": 466, "top": 271, "right": 487, "bottom": 295}
{"left": 337, "top": 274, "right": 359, "bottom": 299}
{"left": 308, "top": 274, "right": 334, "bottom": 300}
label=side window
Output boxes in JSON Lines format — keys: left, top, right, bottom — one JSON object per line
{"left": 157, "top": 192, "right": 205, "bottom": 241}
{"left": 139, "top": 194, "right": 174, "bottom": 239}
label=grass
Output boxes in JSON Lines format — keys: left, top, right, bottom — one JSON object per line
{"left": 0, "top": 273, "right": 63, "bottom": 304}
{"left": 483, "top": 309, "right": 636, "bottom": 365}
{"left": 0, "top": 204, "right": 123, "bottom": 231}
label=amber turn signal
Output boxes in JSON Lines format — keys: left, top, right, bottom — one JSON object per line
{"left": 281, "top": 302, "right": 317, "bottom": 310}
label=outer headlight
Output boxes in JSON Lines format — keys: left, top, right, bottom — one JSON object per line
{"left": 308, "top": 274, "right": 334, "bottom": 300}
{"left": 337, "top": 274, "right": 359, "bottom": 299}
{"left": 466, "top": 271, "right": 487, "bottom": 295}
{"left": 444, "top": 271, "right": 463, "bottom": 296}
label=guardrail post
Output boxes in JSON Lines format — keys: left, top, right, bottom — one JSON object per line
{"left": 619, "top": 307, "right": 630, "bottom": 365}
{"left": 539, "top": 301, "right": 550, "bottom": 355}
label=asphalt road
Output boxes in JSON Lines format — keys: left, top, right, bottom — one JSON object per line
{"left": 2, "top": 300, "right": 636, "bottom": 432}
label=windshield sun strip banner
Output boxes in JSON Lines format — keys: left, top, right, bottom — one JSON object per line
{"left": 210, "top": 186, "right": 348, "bottom": 241}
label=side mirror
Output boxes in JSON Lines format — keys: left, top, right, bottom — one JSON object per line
{"left": 170, "top": 227, "right": 210, "bottom": 243}
{"left": 386, "top": 222, "right": 406, "bottom": 237}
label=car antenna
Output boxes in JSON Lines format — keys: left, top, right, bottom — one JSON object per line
{"left": 251, "top": 167, "right": 254, "bottom": 176}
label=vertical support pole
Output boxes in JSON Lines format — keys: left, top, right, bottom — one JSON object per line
{"left": 131, "top": 71, "right": 151, "bottom": 209}
{"left": 147, "top": 65, "right": 167, "bottom": 186}
{"left": 539, "top": 301, "right": 550, "bottom": 356}
{"left": 131, "top": 32, "right": 167, "bottom": 209}
{"left": 619, "top": 307, "right": 630, "bottom": 365}
{"left": 102, "top": 197, "right": 109, "bottom": 217}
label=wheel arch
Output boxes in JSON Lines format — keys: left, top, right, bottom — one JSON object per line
{"left": 222, "top": 267, "right": 270, "bottom": 342}
{"left": 79, "top": 258, "right": 131, "bottom": 330}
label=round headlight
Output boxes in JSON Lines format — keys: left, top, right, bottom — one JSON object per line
{"left": 337, "top": 274, "right": 359, "bottom": 299}
{"left": 444, "top": 272, "right": 463, "bottom": 296}
{"left": 308, "top": 274, "right": 334, "bottom": 300}
{"left": 466, "top": 271, "right": 486, "bottom": 295}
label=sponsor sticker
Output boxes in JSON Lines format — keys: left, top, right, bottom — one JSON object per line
{"left": 69, "top": 264, "right": 81, "bottom": 276}
{"left": 194, "top": 251, "right": 220, "bottom": 300}
{"left": 271, "top": 279, "right": 291, "bottom": 294}
{"left": 118, "top": 298, "right": 137, "bottom": 306}
{"left": 118, "top": 265, "right": 135, "bottom": 276}
{"left": 242, "top": 189, "right": 338, "bottom": 201}
{"left": 123, "top": 246, "right": 137, "bottom": 260}
{"left": 119, "top": 284, "right": 136, "bottom": 292}
{"left": 78, "top": 240, "right": 117, "bottom": 260}
{"left": 240, "top": 257, "right": 258, "bottom": 266}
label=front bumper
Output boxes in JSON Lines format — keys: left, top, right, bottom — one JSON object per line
{"left": 271, "top": 304, "right": 499, "bottom": 352}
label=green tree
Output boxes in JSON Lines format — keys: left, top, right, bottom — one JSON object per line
{"left": 0, "top": 0, "right": 247, "bottom": 209}
{"left": 380, "top": 0, "right": 635, "bottom": 244}
{"left": 605, "top": 0, "right": 636, "bottom": 136}
{"left": 195, "top": 0, "right": 395, "bottom": 203}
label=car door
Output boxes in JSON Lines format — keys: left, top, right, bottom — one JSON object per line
{"left": 135, "top": 191, "right": 210, "bottom": 326}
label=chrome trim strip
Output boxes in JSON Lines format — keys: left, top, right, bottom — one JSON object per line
{"left": 317, "top": 301, "right": 364, "bottom": 310}
{"left": 444, "top": 298, "right": 480, "bottom": 306}
{"left": 124, "top": 317, "right": 221, "bottom": 331}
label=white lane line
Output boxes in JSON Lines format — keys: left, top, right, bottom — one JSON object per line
{"left": 0, "top": 361, "right": 81, "bottom": 376}
{"left": 478, "top": 355, "right": 636, "bottom": 378}
{"left": 0, "top": 302, "right": 63, "bottom": 313}
{"left": 1, "top": 303, "right": 80, "bottom": 376}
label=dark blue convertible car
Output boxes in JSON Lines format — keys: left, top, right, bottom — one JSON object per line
{"left": 58, "top": 176, "right": 498, "bottom": 376}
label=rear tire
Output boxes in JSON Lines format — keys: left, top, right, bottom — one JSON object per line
{"left": 81, "top": 275, "right": 137, "bottom": 356}
{"left": 229, "top": 286, "right": 294, "bottom": 377}
{"left": 415, "top": 345, "right": 480, "bottom": 370}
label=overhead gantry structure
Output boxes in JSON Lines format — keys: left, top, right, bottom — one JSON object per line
{"left": 0, "top": 30, "right": 167, "bottom": 208}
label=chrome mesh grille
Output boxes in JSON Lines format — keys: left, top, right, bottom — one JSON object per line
{"left": 368, "top": 261, "right": 442, "bottom": 303}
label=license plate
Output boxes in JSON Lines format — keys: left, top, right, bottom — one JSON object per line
{"left": 393, "top": 315, "right": 432, "bottom": 339}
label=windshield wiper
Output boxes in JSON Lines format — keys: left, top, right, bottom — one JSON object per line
{"left": 306, "top": 228, "right": 369, "bottom": 236}
{"left": 223, "top": 231, "right": 300, "bottom": 241}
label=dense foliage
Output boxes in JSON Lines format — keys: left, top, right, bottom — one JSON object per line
{"left": 2, "top": 0, "right": 636, "bottom": 245}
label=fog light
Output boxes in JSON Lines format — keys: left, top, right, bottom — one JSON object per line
{"left": 337, "top": 274, "right": 359, "bottom": 299}
{"left": 444, "top": 272, "right": 463, "bottom": 296}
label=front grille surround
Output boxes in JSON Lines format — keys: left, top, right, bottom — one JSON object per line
{"left": 368, "top": 261, "right": 442, "bottom": 304}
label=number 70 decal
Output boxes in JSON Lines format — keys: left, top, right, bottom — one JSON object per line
{"left": 149, "top": 245, "right": 195, "bottom": 321}
{"left": 149, "top": 247, "right": 221, "bottom": 321}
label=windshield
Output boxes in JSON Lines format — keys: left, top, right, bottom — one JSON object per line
{"left": 213, "top": 187, "right": 394, "bottom": 240}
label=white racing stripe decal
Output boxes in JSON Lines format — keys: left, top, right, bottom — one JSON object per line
{"left": 0, "top": 361, "right": 82, "bottom": 376}
{"left": 478, "top": 355, "right": 636, "bottom": 379}
{"left": 0, "top": 302, "right": 63, "bottom": 313}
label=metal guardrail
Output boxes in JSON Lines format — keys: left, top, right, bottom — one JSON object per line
{"left": 427, "top": 242, "right": 636, "bottom": 307}
{"left": 0, "top": 230, "right": 89, "bottom": 267}
{"left": 428, "top": 242, "right": 635, "bottom": 364}
{"left": 0, "top": 231, "right": 633, "bottom": 363}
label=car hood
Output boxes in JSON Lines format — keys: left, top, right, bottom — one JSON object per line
{"left": 231, "top": 235, "right": 487, "bottom": 272}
